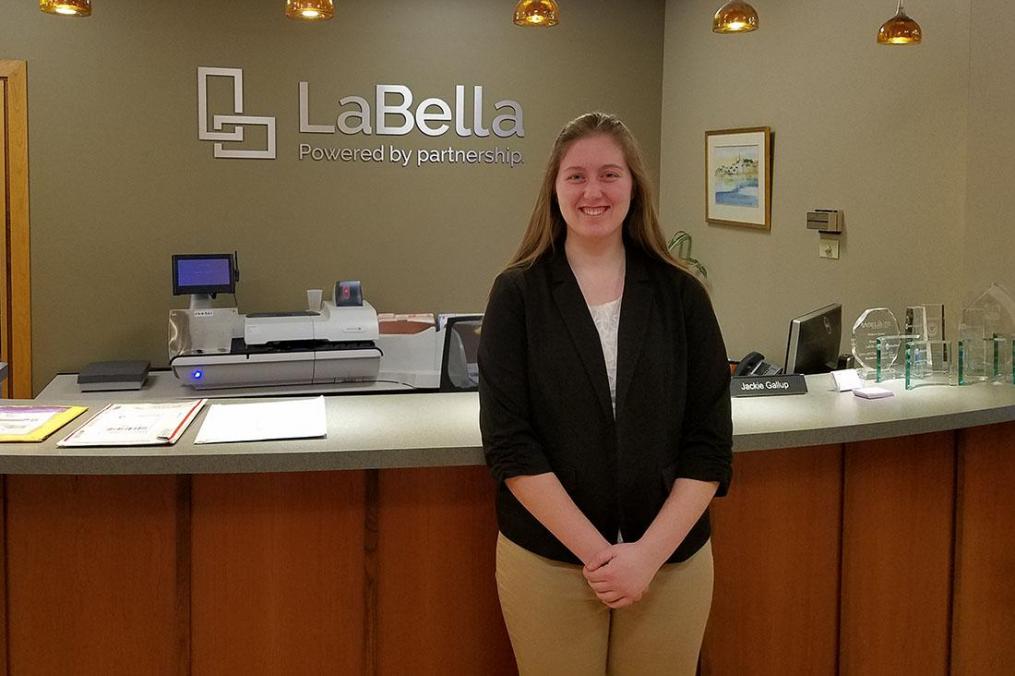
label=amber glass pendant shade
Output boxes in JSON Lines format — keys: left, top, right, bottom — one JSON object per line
{"left": 513, "top": 0, "right": 560, "bottom": 27}
{"left": 712, "top": 1, "right": 758, "bottom": 34}
{"left": 878, "top": 1, "right": 922, "bottom": 44}
{"left": 285, "top": 0, "right": 335, "bottom": 22}
{"left": 39, "top": 0, "right": 91, "bottom": 16}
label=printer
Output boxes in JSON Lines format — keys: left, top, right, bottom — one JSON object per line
{"left": 244, "top": 302, "right": 377, "bottom": 345}
{"left": 166, "top": 254, "right": 480, "bottom": 392}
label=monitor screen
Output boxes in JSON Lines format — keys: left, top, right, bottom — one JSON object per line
{"left": 172, "top": 254, "right": 235, "bottom": 295}
{"left": 441, "top": 315, "right": 483, "bottom": 392}
{"left": 784, "top": 303, "right": 842, "bottom": 375}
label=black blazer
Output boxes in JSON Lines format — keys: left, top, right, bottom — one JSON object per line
{"left": 478, "top": 245, "right": 733, "bottom": 564}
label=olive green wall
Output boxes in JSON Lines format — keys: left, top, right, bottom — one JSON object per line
{"left": 964, "top": 0, "right": 1015, "bottom": 302}
{"left": 661, "top": 0, "right": 973, "bottom": 363}
{"left": 16, "top": 1, "right": 1004, "bottom": 390}
{"left": 0, "top": 1, "right": 665, "bottom": 393}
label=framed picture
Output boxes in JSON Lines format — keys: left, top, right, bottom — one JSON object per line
{"left": 705, "top": 127, "right": 772, "bottom": 230}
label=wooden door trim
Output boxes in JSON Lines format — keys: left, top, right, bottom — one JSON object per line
{"left": 0, "top": 60, "right": 31, "bottom": 398}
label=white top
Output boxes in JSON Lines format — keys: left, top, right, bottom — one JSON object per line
{"left": 587, "top": 297, "right": 622, "bottom": 415}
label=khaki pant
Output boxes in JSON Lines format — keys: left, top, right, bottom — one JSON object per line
{"left": 495, "top": 533, "right": 713, "bottom": 676}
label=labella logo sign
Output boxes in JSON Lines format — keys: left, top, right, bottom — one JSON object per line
{"left": 197, "top": 67, "right": 277, "bottom": 159}
{"left": 297, "top": 82, "right": 524, "bottom": 138}
{"left": 197, "top": 66, "right": 525, "bottom": 167}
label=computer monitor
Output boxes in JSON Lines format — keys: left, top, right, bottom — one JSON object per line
{"left": 440, "top": 315, "right": 483, "bottom": 392}
{"left": 172, "top": 254, "right": 235, "bottom": 296}
{"left": 784, "top": 303, "right": 842, "bottom": 375}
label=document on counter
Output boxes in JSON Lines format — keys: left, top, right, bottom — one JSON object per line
{"left": 0, "top": 405, "right": 88, "bottom": 442}
{"left": 58, "top": 400, "right": 207, "bottom": 447}
{"left": 194, "top": 396, "right": 327, "bottom": 445}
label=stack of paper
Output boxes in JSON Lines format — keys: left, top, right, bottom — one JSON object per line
{"left": 195, "top": 396, "right": 327, "bottom": 444}
{"left": 0, "top": 405, "right": 88, "bottom": 443}
{"left": 58, "top": 400, "right": 206, "bottom": 447}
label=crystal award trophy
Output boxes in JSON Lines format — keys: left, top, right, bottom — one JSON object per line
{"left": 906, "top": 303, "right": 947, "bottom": 376}
{"left": 990, "top": 336, "right": 1010, "bottom": 382}
{"left": 876, "top": 334, "right": 918, "bottom": 382}
{"left": 958, "top": 307, "right": 987, "bottom": 384}
{"left": 958, "top": 284, "right": 1015, "bottom": 384}
{"left": 920, "top": 304, "right": 945, "bottom": 341}
{"left": 905, "top": 340, "right": 953, "bottom": 389}
{"left": 852, "top": 308, "right": 901, "bottom": 380}
{"left": 905, "top": 305, "right": 927, "bottom": 339}
{"left": 906, "top": 303, "right": 946, "bottom": 346}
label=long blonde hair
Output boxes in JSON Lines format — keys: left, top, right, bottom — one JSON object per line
{"left": 508, "top": 112, "right": 679, "bottom": 270}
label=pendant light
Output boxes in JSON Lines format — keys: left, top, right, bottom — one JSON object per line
{"left": 877, "top": 1, "right": 921, "bottom": 44}
{"left": 513, "top": 0, "right": 560, "bottom": 27}
{"left": 285, "top": 0, "right": 334, "bottom": 22}
{"left": 712, "top": 1, "right": 758, "bottom": 34}
{"left": 39, "top": 0, "right": 91, "bottom": 16}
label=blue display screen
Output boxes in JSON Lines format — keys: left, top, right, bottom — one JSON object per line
{"left": 176, "top": 257, "right": 232, "bottom": 288}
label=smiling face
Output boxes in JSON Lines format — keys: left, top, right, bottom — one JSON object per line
{"left": 554, "top": 134, "right": 633, "bottom": 246}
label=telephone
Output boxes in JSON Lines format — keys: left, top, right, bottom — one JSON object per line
{"left": 733, "top": 351, "right": 782, "bottom": 377}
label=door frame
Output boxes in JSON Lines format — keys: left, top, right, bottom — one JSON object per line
{"left": 0, "top": 60, "right": 32, "bottom": 399}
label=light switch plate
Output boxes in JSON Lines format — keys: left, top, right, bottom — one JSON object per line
{"left": 819, "top": 238, "right": 840, "bottom": 259}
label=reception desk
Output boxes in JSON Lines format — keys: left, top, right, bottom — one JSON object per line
{"left": 1, "top": 374, "right": 1013, "bottom": 674}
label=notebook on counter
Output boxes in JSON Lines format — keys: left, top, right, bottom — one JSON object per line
{"left": 78, "top": 360, "right": 150, "bottom": 391}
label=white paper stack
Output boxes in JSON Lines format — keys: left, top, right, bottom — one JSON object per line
{"left": 194, "top": 396, "right": 327, "bottom": 444}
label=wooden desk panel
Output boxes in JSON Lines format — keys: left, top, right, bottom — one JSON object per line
{"left": 0, "top": 478, "right": 8, "bottom": 671}
{"left": 376, "top": 466, "right": 515, "bottom": 676}
{"left": 840, "top": 432, "right": 955, "bottom": 675}
{"left": 952, "top": 422, "right": 1015, "bottom": 674}
{"left": 190, "top": 471, "right": 367, "bottom": 675}
{"left": 4, "top": 475, "right": 181, "bottom": 675}
{"left": 0, "top": 422, "right": 1011, "bottom": 675}
{"left": 701, "top": 445, "right": 843, "bottom": 675}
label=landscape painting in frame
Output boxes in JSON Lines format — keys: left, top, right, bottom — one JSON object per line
{"left": 705, "top": 127, "right": 772, "bottom": 230}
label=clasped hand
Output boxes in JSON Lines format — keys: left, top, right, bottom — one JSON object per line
{"left": 583, "top": 542, "right": 662, "bottom": 609}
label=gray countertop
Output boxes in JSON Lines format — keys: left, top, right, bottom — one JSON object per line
{"left": 3, "top": 373, "right": 1014, "bottom": 475}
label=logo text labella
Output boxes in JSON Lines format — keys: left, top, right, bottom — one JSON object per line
{"left": 299, "top": 83, "right": 524, "bottom": 138}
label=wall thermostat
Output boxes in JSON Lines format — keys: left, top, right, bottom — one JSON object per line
{"left": 806, "top": 209, "right": 843, "bottom": 233}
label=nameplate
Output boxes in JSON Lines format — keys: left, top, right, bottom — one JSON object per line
{"left": 730, "top": 374, "right": 808, "bottom": 397}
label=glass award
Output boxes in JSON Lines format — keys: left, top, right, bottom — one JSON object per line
{"left": 958, "top": 308, "right": 988, "bottom": 383}
{"left": 906, "top": 304, "right": 947, "bottom": 373}
{"left": 990, "top": 335, "right": 1010, "bottom": 383}
{"left": 876, "top": 334, "right": 916, "bottom": 382}
{"left": 924, "top": 304, "right": 946, "bottom": 341}
{"left": 958, "top": 284, "right": 1015, "bottom": 384}
{"left": 905, "top": 340, "right": 953, "bottom": 390}
{"left": 852, "top": 308, "right": 900, "bottom": 380}
{"left": 958, "top": 335, "right": 1012, "bottom": 385}
{"left": 906, "top": 304, "right": 946, "bottom": 340}
{"left": 958, "top": 339, "right": 972, "bottom": 385}
{"left": 905, "top": 305, "right": 926, "bottom": 338}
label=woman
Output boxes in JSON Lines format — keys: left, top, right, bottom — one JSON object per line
{"left": 478, "top": 112, "right": 733, "bottom": 676}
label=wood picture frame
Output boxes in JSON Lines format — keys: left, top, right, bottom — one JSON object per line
{"left": 705, "top": 127, "right": 772, "bottom": 230}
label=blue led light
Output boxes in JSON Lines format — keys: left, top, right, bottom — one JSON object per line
{"left": 193, "top": 370, "right": 203, "bottom": 380}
